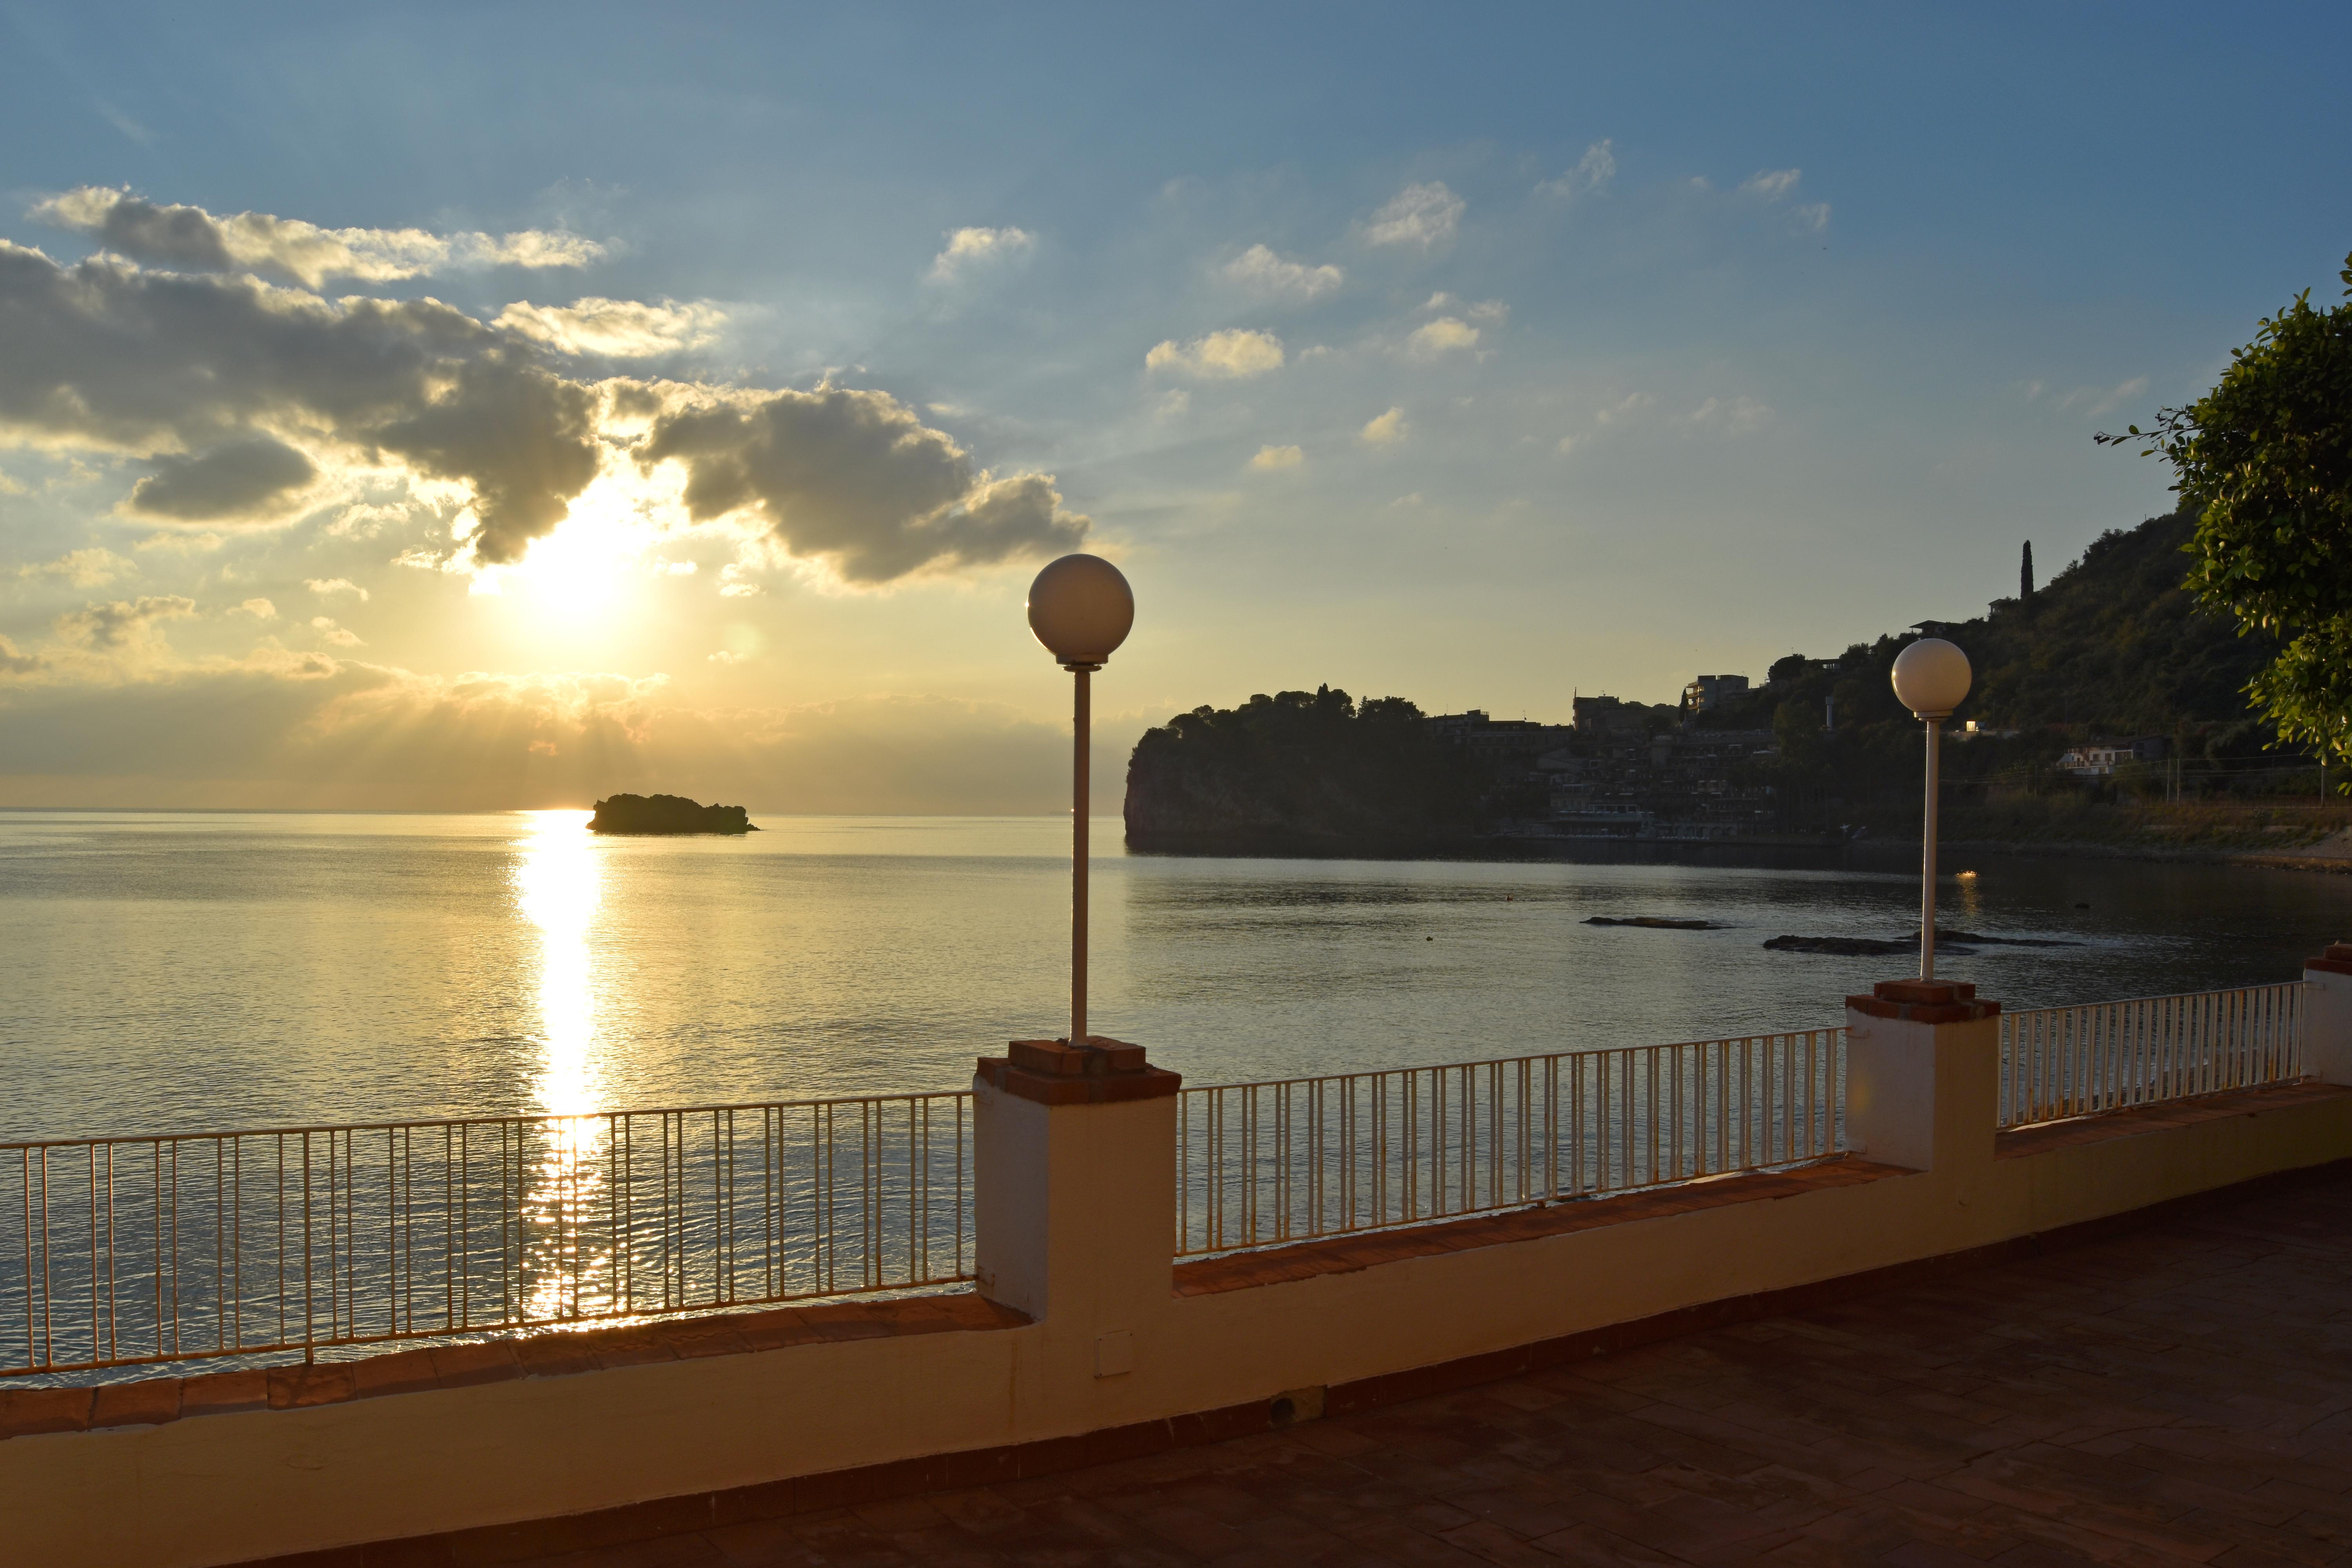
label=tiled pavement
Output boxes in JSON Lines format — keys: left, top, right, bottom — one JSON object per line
{"left": 518, "top": 1168, "right": 2352, "bottom": 1567}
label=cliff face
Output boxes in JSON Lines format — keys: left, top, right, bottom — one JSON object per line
{"left": 1123, "top": 687, "right": 1486, "bottom": 853}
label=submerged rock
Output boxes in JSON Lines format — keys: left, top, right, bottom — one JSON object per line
{"left": 1899, "top": 929, "right": 2080, "bottom": 947}
{"left": 1764, "top": 934, "right": 1937, "bottom": 956}
{"left": 1584, "top": 916, "right": 1719, "bottom": 930}
{"left": 588, "top": 794, "right": 757, "bottom": 836}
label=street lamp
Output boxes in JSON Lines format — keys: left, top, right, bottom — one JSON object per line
{"left": 1890, "top": 637, "right": 1972, "bottom": 981}
{"left": 1026, "top": 553, "right": 1135, "bottom": 1047}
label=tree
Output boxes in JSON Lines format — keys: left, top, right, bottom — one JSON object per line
{"left": 2101, "top": 251, "right": 2352, "bottom": 772}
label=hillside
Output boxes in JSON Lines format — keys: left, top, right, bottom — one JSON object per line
{"left": 1123, "top": 508, "right": 2321, "bottom": 858}
{"left": 1693, "top": 506, "right": 2299, "bottom": 827}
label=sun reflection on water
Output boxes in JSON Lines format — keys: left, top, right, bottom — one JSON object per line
{"left": 514, "top": 809, "right": 605, "bottom": 1320}
{"left": 518, "top": 809, "right": 603, "bottom": 1117}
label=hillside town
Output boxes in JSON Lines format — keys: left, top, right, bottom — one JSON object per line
{"left": 1427, "top": 695, "right": 1781, "bottom": 842}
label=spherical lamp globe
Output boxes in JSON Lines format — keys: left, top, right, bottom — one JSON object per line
{"left": 1027, "top": 554, "right": 1134, "bottom": 669}
{"left": 1891, "top": 637, "right": 1972, "bottom": 719}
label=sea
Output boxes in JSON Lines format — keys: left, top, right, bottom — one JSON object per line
{"left": 4, "top": 809, "right": 2348, "bottom": 1145}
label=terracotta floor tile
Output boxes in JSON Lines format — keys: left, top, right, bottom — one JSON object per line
{"left": 466, "top": 1166, "right": 2352, "bottom": 1568}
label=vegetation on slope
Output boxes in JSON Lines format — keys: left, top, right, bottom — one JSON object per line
{"left": 1123, "top": 687, "right": 1487, "bottom": 851}
{"left": 587, "top": 794, "right": 757, "bottom": 835}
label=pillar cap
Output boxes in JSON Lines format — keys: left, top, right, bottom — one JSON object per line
{"left": 977, "top": 1038, "right": 1181, "bottom": 1104}
{"left": 2307, "top": 943, "right": 2352, "bottom": 976}
{"left": 1847, "top": 978, "right": 2001, "bottom": 1022}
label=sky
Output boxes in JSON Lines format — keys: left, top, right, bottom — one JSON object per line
{"left": 1, "top": 2, "right": 2347, "bottom": 812}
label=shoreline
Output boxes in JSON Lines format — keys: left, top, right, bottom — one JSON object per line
{"left": 1125, "top": 831, "right": 2352, "bottom": 876}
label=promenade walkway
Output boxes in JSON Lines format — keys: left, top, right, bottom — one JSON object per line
{"left": 517, "top": 1166, "right": 2352, "bottom": 1568}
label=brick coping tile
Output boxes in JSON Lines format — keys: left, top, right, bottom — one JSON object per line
{"left": 218, "top": 1154, "right": 2352, "bottom": 1568}
{"left": 1172, "top": 1155, "right": 1910, "bottom": 1297}
{"left": 1993, "top": 1078, "right": 2352, "bottom": 1159}
{"left": 0, "top": 1291, "right": 1030, "bottom": 1444}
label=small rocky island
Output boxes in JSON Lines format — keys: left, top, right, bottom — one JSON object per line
{"left": 587, "top": 794, "right": 757, "bottom": 835}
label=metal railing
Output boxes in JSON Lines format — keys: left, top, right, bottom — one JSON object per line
{"left": 1175, "top": 1029, "right": 1845, "bottom": 1258}
{"left": 0, "top": 1092, "right": 972, "bottom": 1379}
{"left": 1998, "top": 982, "right": 2304, "bottom": 1129}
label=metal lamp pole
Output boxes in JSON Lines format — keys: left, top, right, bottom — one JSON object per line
{"left": 1068, "top": 659, "right": 1099, "bottom": 1045}
{"left": 1026, "top": 554, "right": 1134, "bottom": 1048}
{"left": 1890, "top": 637, "right": 1973, "bottom": 984}
{"left": 1917, "top": 708, "right": 1948, "bottom": 981}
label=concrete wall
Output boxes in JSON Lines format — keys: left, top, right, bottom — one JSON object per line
{"left": 9, "top": 971, "right": 2352, "bottom": 1567}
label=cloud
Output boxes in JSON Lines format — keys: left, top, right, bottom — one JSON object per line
{"left": 1685, "top": 395, "right": 1772, "bottom": 434}
{"left": 927, "top": 226, "right": 1035, "bottom": 283}
{"left": 1359, "top": 407, "right": 1408, "bottom": 446}
{"left": 310, "top": 616, "right": 363, "bottom": 647}
{"left": 0, "top": 661, "right": 1122, "bottom": 814}
{"left": 2, "top": 220, "right": 1082, "bottom": 585}
{"left": 0, "top": 634, "right": 44, "bottom": 675}
{"left": 1248, "top": 444, "right": 1303, "bottom": 471}
{"left": 1467, "top": 299, "right": 1509, "bottom": 325}
{"left": 1363, "top": 182, "right": 1464, "bottom": 249}
{"left": 1537, "top": 140, "right": 1616, "bottom": 200}
{"left": 93, "top": 102, "right": 155, "bottom": 147}
{"left": 2034, "top": 376, "right": 2149, "bottom": 418}
{"left": 493, "top": 298, "right": 728, "bottom": 358}
{"left": 1734, "top": 169, "right": 1829, "bottom": 232}
{"left": 1594, "top": 392, "right": 1653, "bottom": 427}
{"left": 55, "top": 595, "right": 195, "bottom": 653}
{"left": 136, "top": 531, "right": 224, "bottom": 553}
{"left": 1405, "top": 317, "right": 1480, "bottom": 359}
{"left": 232, "top": 598, "right": 276, "bottom": 619}
{"left": 126, "top": 436, "right": 319, "bottom": 523}
{"left": 306, "top": 577, "right": 369, "bottom": 601}
{"left": 0, "top": 241, "right": 601, "bottom": 562}
{"left": 628, "top": 381, "right": 1089, "bottom": 584}
{"left": 1145, "top": 329, "right": 1285, "bottom": 379}
{"left": 1221, "top": 244, "right": 1344, "bottom": 302}
{"left": 29, "top": 187, "right": 603, "bottom": 288}
{"left": 18, "top": 548, "right": 133, "bottom": 587}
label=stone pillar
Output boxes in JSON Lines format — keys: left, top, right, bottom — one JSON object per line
{"left": 1844, "top": 978, "right": 2001, "bottom": 1174}
{"left": 973, "top": 1039, "right": 1180, "bottom": 1379}
{"left": 2302, "top": 945, "right": 2352, "bottom": 1085}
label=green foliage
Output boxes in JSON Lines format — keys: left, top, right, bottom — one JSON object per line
{"left": 2100, "top": 251, "right": 2352, "bottom": 770}
{"left": 1699, "top": 508, "right": 2282, "bottom": 822}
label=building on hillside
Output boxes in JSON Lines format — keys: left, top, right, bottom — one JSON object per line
{"left": 1681, "top": 674, "right": 1750, "bottom": 713}
{"left": 1426, "top": 711, "right": 1572, "bottom": 764}
{"left": 2058, "top": 743, "right": 2137, "bottom": 777}
{"left": 1570, "top": 694, "right": 1649, "bottom": 738}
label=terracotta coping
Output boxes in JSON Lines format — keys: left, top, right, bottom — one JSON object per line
{"left": 211, "top": 1154, "right": 2352, "bottom": 1567}
{"left": 1994, "top": 1078, "right": 2352, "bottom": 1159}
{"left": 2305, "top": 941, "right": 2352, "bottom": 977}
{"left": 1172, "top": 1156, "right": 1909, "bottom": 1297}
{"left": 976, "top": 1037, "right": 1180, "bottom": 1105}
{"left": 1846, "top": 976, "right": 2001, "bottom": 1023}
{"left": 0, "top": 1291, "right": 1029, "bottom": 1444}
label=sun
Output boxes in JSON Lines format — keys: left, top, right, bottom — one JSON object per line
{"left": 509, "top": 500, "right": 647, "bottom": 622}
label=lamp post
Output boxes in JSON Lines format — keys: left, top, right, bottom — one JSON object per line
{"left": 1025, "top": 554, "right": 1135, "bottom": 1047}
{"left": 1890, "top": 637, "right": 1972, "bottom": 981}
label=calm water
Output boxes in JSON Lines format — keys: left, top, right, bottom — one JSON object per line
{"left": 4, "top": 810, "right": 2348, "bottom": 1143}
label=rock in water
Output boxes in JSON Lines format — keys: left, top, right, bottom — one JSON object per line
{"left": 587, "top": 794, "right": 757, "bottom": 835}
{"left": 1763, "top": 935, "right": 1916, "bottom": 956}
{"left": 1584, "top": 916, "right": 1718, "bottom": 930}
